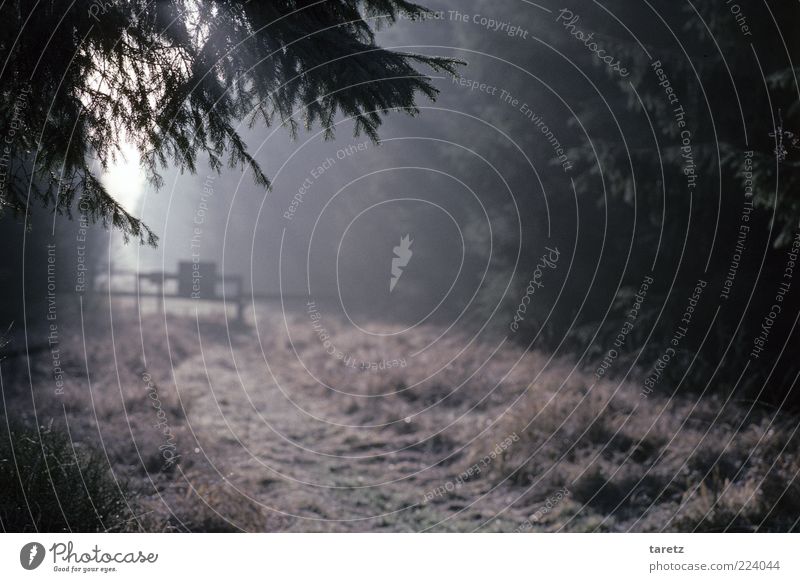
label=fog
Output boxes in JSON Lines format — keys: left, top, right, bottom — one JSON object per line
{"left": 3, "top": 0, "right": 800, "bottom": 535}
{"left": 105, "top": 0, "right": 572, "bottom": 333}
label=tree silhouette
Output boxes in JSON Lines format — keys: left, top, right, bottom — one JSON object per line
{"left": 571, "top": 0, "right": 800, "bottom": 247}
{"left": 0, "top": 0, "right": 458, "bottom": 245}
{"left": 563, "top": 0, "right": 800, "bottom": 405}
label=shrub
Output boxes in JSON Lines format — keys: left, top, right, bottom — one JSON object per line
{"left": 0, "top": 422, "right": 137, "bottom": 532}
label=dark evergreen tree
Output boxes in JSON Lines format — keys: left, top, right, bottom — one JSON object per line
{"left": 0, "top": 0, "right": 458, "bottom": 244}
{"left": 565, "top": 1, "right": 800, "bottom": 404}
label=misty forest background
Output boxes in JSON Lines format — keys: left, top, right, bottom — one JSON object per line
{"left": 2, "top": 0, "right": 800, "bottom": 532}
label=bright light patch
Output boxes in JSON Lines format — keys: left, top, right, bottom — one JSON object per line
{"left": 101, "top": 140, "right": 145, "bottom": 213}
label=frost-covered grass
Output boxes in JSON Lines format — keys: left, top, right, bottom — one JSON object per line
{"left": 2, "top": 303, "right": 798, "bottom": 531}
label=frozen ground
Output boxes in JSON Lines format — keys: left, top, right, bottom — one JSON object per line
{"left": 5, "top": 299, "right": 799, "bottom": 532}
